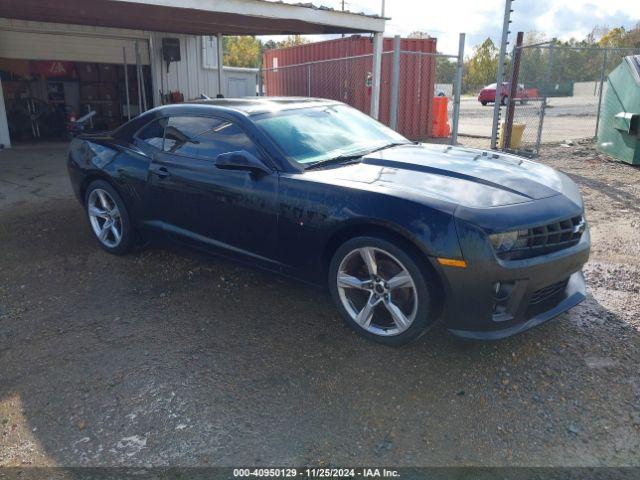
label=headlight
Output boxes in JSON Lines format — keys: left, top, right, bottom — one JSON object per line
{"left": 489, "top": 231, "right": 519, "bottom": 252}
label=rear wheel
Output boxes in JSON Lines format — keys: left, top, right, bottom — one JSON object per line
{"left": 85, "top": 180, "right": 134, "bottom": 255}
{"left": 481, "top": 101, "right": 488, "bottom": 106}
{"left": 328, "top": 236, "right": 438, "bottom": 346}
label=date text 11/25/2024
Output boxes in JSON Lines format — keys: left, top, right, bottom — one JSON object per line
{"left": 233, "top": 468, "right": 400, "bottom": 478}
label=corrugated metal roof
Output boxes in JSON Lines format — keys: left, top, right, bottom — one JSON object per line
{"left": 0, "top": 0, "right": 386, "bottom": 36}
{"left": 259, "top": 1, "right": 386, "bottom": 20}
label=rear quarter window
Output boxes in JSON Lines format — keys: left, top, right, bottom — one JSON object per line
{"left": 135, "top": 118, "right": 167, "bottom": 150}
{"left": 163, "top": 116, "right": 260, "bottom": 161}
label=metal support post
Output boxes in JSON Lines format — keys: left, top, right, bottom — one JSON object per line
{"left": 542, "top": 42, "right": 555, "bottom": 100}
{"left": 503, "top": 31, "right": 524, "bottom": 151}
{"left": 139, "top": 48, "right": 148, "bottom": 112}
{"left": 370, "top": 32, "right": 384, "bottom": 120}
{"left": 451, "top": 32, "right": 465, "bottom": 144}
{"left": 595, "top": 50, "right": 608, "bottom": 139}
{"left": 491, "top": 0, "right": 514, "bottom": 149}
{"left": 123, "top": 47, "right": 131, "bottom": 120}
{"left": 134, "top": 41, "right": 143, "bottom": 114}
{"left": 389, "top": 35, "right": 401, "bottom": 130}
{"left": 217, "top": 33, "right": 225, "bottom": 97}
{"left": 148, "top": 33, "right": 160, "bottom": 108}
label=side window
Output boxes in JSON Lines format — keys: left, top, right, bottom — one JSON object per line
{"left": 163, "top": 116, "right": 260, "bottom": 160}
{"left": 136, "top": 118, "right": 167, "bottom": 150}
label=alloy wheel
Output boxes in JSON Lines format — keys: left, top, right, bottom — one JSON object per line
{"left": 336, "top": 246, "right": 419, "bottom": 336}
{"left": 87, "top": 188, "right": 123, "bottom": 248}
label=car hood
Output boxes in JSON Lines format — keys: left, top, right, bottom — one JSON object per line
{"left": 303, "top": 143, "right": 582, "bottom": 209}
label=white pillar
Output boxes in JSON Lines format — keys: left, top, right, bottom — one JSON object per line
{"left": 217, "top": 33, "right": 225, "bottom": 97}
{"left": 389, "top": 35, "right": 401, "bottom": 130}
{"left": 370, "top": 32, "right": 383, "bottom": 120}
{"left": 0, "top": 78, "right": 10, "bottom": 148}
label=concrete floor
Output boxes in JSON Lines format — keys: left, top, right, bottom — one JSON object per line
{"left": 0, "top": 143, "right": 71, "bottom": 210}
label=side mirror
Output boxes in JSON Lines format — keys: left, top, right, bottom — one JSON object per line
{"left": 215, "top": 150, "right": 270, "bottom": 175}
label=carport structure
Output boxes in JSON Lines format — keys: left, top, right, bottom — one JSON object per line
{"left": 0, "top": 0, "right": 386, "bottom": 147}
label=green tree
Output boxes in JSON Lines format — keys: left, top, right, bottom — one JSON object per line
{"left": 274, "top": 35, "right": 309, "bottom": 49}
{"left": 262, "top": 39, "right": 278, "bottom": 51}
{"left": 223, "top": 36, "right": 262, "bottom": 68}
{"left": 435, "top": 57, "right": 456, "bottom": 83}
{"left": 407, "top": 31, "right": 456, "bottom": 83}
{"left": 463, "top": 38, "right": 499, "bottom": 93}
{"left": 599, "top": 24, "right": 640, "bottom": 49}
{"left": 408, "top": 31, "right": 430, "bottom": 39}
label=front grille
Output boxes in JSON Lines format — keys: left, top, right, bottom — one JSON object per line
{"left": 530, "top": 278, "right": 569, "bottom": 305}
{"left": 497, "top": 215, "right": 585, "bottom": 260}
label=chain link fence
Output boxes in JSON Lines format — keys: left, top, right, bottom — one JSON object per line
{"left": 262, "top": 53, "right": 374, "bottom": 114}
{"left": 260, "top": 40, "right": 468, "bottom": 146}
{"left": 501, "top": 43, "right": 640, "bottom": 156}
{"left": 452, "top": 72, "right": 496, "bottom": 150}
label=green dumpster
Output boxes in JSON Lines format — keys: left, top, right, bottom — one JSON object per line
{"left": 597, "top": 55, "right": 640, "bottom": 165}
{"left": 541, "top": 81, "right": 574, "bottom": 97}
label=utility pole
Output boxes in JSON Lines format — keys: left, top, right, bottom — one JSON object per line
{"left": 490, "top": 0, "right": 515, "bottom": 149}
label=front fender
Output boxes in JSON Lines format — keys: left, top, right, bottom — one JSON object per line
{"left": 276, "top": 173, "right": 463, "bottom": 283}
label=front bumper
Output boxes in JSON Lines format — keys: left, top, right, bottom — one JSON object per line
{"left": 448, "top": 270, "right": 586, "bottom": 340}
{"left": 435, "top": 216, "right": 590, "bottom": 340}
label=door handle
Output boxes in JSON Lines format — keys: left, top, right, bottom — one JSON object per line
{"left": 151, "top": 166, "right": 170, "bottom": 179}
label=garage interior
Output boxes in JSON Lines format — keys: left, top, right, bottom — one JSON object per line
{"left": 0, "top": 0, "right": 386, "bottom": 148}
{"left": 1, "top": 58, "right": 151, "bottom": 143}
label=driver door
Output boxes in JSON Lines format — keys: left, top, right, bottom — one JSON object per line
{"left": 146, "top": 115, "right": 280, "bottom": 267}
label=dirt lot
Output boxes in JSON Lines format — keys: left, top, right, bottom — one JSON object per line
{"left": 0, "top": 141, "right": 639, "bottom": 467}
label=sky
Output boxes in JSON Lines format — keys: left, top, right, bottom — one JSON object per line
{"left": 263, "top": 0, "right": 640, "bottom": 54}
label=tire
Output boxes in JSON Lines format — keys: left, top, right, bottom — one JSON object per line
{"left": 84, "top": 180, "right": 135, "bottom": 255}
{"left": 500, "top": 96, "right": 507, "bottom": 106}
{"left": 328, "top": 236, "right": 439, "bottom": 346}
{"left": 481, "top": 101, "right": 487, "bottom": 106}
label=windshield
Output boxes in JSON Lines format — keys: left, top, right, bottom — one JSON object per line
{"left": 252, "top": 104, "right": 409, "bottom": 165}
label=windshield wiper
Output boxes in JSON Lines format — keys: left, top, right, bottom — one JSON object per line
{"left": 304, "top": 142, "right": 412, "bottom": 171}
{"left": 304, "top": 153, "right": 366, "bottom": 170}
{"left": 366, "top": 141, "right": 413, "bottom": 154}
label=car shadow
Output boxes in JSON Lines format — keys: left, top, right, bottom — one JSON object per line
{"left": 1, "top": 199, "right": 639, "bottom": 469}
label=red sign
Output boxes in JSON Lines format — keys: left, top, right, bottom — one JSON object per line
{"left": 30, "top": 60, "right": 76, "bottom": 78}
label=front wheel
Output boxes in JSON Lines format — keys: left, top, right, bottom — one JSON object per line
{"left": 85, "top": 180, "right": 135, "bottom": 255}
{"left": 328, "top": 236, "right": 438, "bottom": 346}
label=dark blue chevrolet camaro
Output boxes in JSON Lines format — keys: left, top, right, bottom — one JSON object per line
{"left": 67, "top": 98, "right": 590, "bottom": 345}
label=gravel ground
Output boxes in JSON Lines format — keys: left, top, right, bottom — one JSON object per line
{"left": 0, "top": 141, "right": 639, "bottom": 468}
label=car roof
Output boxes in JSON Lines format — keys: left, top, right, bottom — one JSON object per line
{"left": 185, "top": 97, "right": 340, "bottom": 115}
{"left": 112, "top": 97, "right": 341, "bottom": 141}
